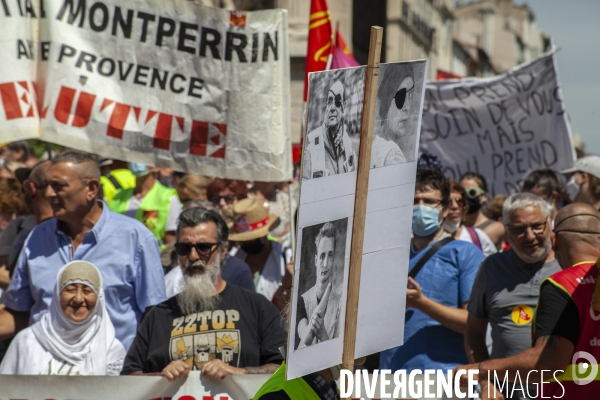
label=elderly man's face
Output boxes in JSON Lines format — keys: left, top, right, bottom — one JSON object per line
{"left": 326, "top": 82, "right": 344, "bottom": 131}
{"left": 177, "top": 222, "right": 225, "bottom": 279}
{"left": 315, "top": 236, "right": 335, "bottom": 286}
{"left": 506, "top": 205, "right": 552, "bottom": 264}
{"left": 45, "top": 162, "right": 97, "bottom": 221}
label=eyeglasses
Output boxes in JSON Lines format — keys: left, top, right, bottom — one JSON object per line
{"left": 210, "top": 195, "right": 235, "bottom": 205}
{"left": 327, "top": 91, "right": 343, "bottom": 109}
{"left": 450, "top": 196, "right": 464, "bottom": 208}
{"left": 414, "top": 197, "right": 443, "bottom": 208}
{"left": 465, "top": 187, "right": 486, "bottom": 199}
{"left": 174, "top": 242, "right": 220, "bottom": 258}
{"left": 393, "top": 86, "right": 414, "bottom": 110}
{"left": 506, "top": 221, "right": 548, "bottom": 237}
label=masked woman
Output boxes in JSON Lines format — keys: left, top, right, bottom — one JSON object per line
{"left": 460, "top": 172, "right": 505, "bottom": 250}
{"left": 0, "top": 261, "right": 126, "bottom": 375}
{"left": 444, "top": 180, "right": 497, "bottom": 258}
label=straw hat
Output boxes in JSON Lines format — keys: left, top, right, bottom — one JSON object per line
{"left": 228, "top": 197, "right": 279, "bottom": 242}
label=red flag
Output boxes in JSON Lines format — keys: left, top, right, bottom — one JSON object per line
{"left": 436, "top": 69, "right": 463, "bottom": 80}
{"left": 331, "top": 27, "right": 359, "bottom": 69}
{"left": 303, "top": 0, "right": 333, "bottom": 101}
{"left": 335, "top": 27, "right": 354, "bottom": 57}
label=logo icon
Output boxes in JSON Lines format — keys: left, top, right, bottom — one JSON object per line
{"left": 511, "top": 304, "right": 533, "bottom": 325}
{"left": 572, "top": 351, "right": 598, "bottom": 385}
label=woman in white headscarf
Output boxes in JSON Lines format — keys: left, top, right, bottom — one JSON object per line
{"left": 0, "top": 261, "right": 126, "bottom": 375}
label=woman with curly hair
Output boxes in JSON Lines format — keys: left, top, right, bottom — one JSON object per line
{"left": 0, "top": 168, "right": 30, "bottom": 232}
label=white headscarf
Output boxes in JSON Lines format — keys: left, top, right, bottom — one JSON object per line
{"left": 30, "top": 261, "right": 123, "bottom": 375}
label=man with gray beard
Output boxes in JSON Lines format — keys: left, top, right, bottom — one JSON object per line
{"left": 121, "top": 208, "right": 286, "bottom": 381}
{"left": 464, "top": 193, "right": 560, "bottom": 400}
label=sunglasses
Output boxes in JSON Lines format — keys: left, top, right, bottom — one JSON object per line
{"left": 327, "top": 91, "right": 343, "bottom": 109}
{"left": 210, "top": 195, "right": 235, "bottom": 205}
{"left": 450, "top": 196, "right": 465, "bottom": 208}
{"left": 174, "top": 242, "right": 220, "bottom": 257}
{"left": 393, "top": 86, "right": 414, "bottom": 110}
{"left": 465, "top": 187, "right": 486, "bottom": 199}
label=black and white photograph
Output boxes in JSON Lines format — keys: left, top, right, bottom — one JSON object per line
{"left": 302, "top": 68, "right": 366, "bottom": 180}
{"left": 301, "top": 61, "right": 426, "bottom": 181}
{"left": 371, "top": 61, "right": 427, "bottom": 168}
{"left": 294, "top": 218, "right": 348, "bottom": 350}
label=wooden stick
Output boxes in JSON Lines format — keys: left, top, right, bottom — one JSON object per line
{"left": 341, "top": 26, "right": 383, "bottom": 393}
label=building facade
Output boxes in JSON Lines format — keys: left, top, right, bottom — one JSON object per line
{"left": 453, "top": 0, "right": 550, "bottom": 74}
{"left": 203, "top": 0, "right": 548, "bottom": 143}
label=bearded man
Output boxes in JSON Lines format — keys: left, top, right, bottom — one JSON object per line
{"left": 464, "top": 193, "right": 560, "bottom": 400}
{"left": 121, "top": 208, "right": 287, "bottom": 381}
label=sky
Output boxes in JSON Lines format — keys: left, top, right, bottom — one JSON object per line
{"left": 519, "top": 0, "right": 600, "bottom": 155}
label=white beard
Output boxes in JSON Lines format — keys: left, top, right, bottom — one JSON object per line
{"left": 177, "top": 253, "right": 222, "bottom": 315}
{"left": 513, "top": 236, "right": 552, "bottom": 264}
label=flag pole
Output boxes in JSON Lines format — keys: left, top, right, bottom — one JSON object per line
{"left": 341, "top": 26, "right": 383, "bottom": 399}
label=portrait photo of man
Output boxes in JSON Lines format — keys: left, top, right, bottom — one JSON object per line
{"left": 302, "top": 69, "right": 365, "bottom": 180}
{"left": 294, "top": 219, "right": 348, "bottom": 349}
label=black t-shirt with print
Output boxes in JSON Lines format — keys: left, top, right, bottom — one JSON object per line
{"left": 121, "top": 283, "right": 286, "bottom": 374}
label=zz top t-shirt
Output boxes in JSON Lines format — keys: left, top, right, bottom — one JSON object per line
{"left": 121, "top": 284, "right": 286, "bottom": 374}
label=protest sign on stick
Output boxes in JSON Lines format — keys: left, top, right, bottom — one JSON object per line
{"left": 340, "top": 26, "right": 382, "bottom": 381}
{"left": 420, "top": 52, "right": 575, "bottom": 195}
{"left": 287, "top": 23, "right": 428, "bottom": 379}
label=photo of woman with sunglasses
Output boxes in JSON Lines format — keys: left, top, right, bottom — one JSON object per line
{"left": 371, "top": 61, "right": 427, "bottom": 168}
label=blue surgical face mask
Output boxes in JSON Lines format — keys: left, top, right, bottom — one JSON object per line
{"left": 412, "top": 205, "right": 442, "bottom": 237}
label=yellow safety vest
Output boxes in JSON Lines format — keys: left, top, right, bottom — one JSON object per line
{"left": 101, "top": 169, "right": 136, "bottom": 204}
{"left": 109, "top": 182, "right": 179, "bottom": 243}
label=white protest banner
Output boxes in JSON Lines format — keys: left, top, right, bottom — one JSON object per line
{"left": 0, "top": 372, "right": 267, "bottom": 399}
{"left": 420, "top": 52, "right": 574, "bottom": 195}
{"left": 0, "top": 0, "right": 291, "bottom": 181}
{"left": 287, "top": 59, "right": 428, "bottom": 379}
{"left": 0, "top": 371, "right": 465, "bottom": 400}
{"left": 0, "top": 0, "right": 44, "bottom": 142}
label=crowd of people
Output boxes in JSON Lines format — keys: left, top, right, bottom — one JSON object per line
{"left": 0, "top": 140, "right": 598, "bottom": 400}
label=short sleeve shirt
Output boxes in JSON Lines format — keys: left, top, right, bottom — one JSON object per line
{"left": 121, "top": 284, "right": 286, "bottom": 374}
{"left": 380, "top": 239, "right": 485, "bottom": 372}
{"left": 467, "top": 249, "right": 561, "bottom": 358}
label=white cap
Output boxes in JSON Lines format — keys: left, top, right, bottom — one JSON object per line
{"left": 561, "top": 156, "right": 600, "bottom": 179}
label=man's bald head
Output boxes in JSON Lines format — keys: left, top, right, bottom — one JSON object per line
{"left": 50, "top": 150, "right": 100, "bottom": 181}
{"left": 554, "top": 203, "right": 600, "bottom": 237}
{"left": 552, "top": 203, "right": 600, "bottom": 268}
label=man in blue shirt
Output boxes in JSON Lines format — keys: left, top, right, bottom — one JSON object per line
{"left": 0, "top": 151, "right": 166, "bottom": 350}
{"left": 380, "top": 167, "right": 484, "bottom": 372}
